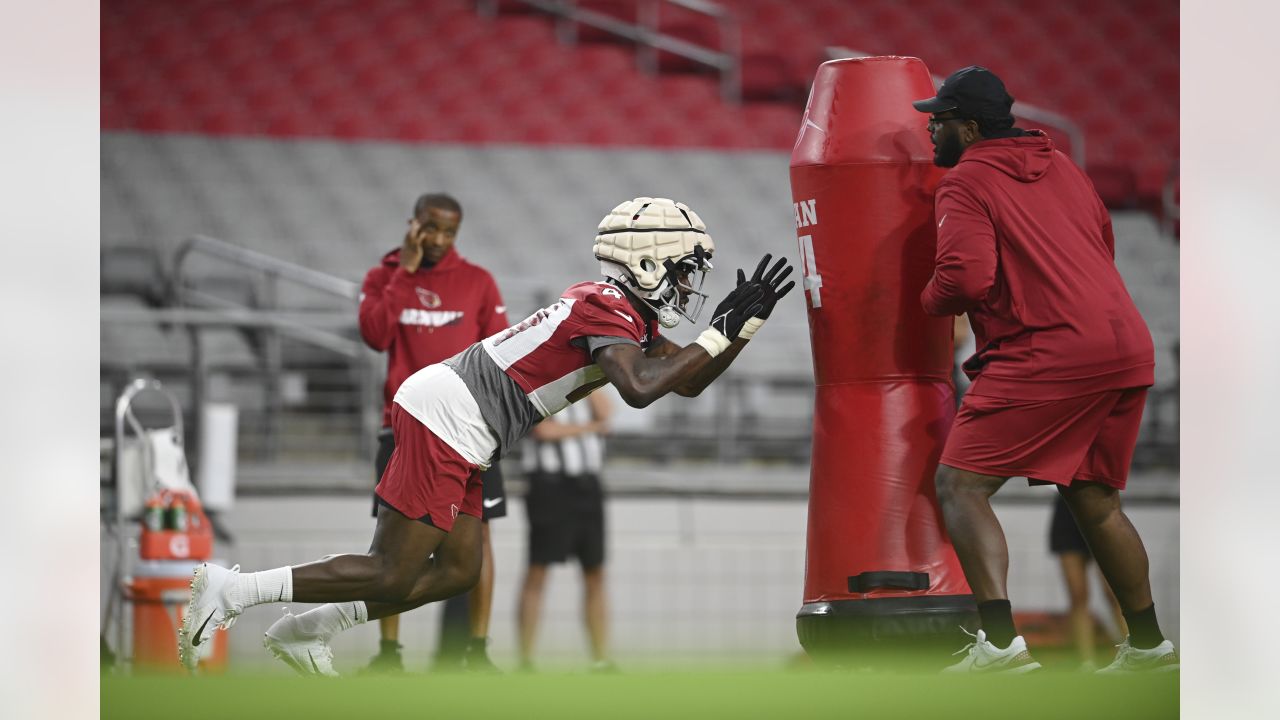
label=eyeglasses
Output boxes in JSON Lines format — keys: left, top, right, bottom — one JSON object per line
{"left": 927, "top": 116, "right": 967, "bottom": 132}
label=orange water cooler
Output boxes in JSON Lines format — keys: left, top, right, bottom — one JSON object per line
{"left": 126, "top": 489, "right": 223, "bottom": 673}
{"left": 127, "top": 559, "right": 228, "bottom": 673}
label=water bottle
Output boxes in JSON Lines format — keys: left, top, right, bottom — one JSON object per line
{"left": 143, "top": 495, "right": 165, "bottom": 532}
{"left": 166, "top": 495, "right": 189, "bottom": 532}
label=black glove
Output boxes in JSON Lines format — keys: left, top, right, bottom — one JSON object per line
{"left": 735, "top": 253, "right": 796, "bottom": 320}
{"left": 707, "top": 282, "right": 765, "bottom": 341}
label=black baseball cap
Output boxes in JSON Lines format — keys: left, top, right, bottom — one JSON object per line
{"left": 912, "top": 66, "right": 1014, "bottom": 118}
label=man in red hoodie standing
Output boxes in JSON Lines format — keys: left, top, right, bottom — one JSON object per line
{"left": 913, "top": 67, "right": 1177, "bottom": 674}
{"left": 357, "top": 193, "right": 509, "bottom": 672}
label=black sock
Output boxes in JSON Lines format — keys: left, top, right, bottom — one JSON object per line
{"left": 977, "top": 599, "right": 1017, "bottom": 648}
{"left": 466, "top": 637, "right": 487, "bottom": 653}
{"left": 1123, "top": 604, "right": 1165, "bottom": 649}
{"left": 379, "top": 639, "right": 401, "bottom": 654}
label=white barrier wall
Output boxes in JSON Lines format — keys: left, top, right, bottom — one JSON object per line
{"left": 185, "top": 490, "right": 1176, "bottom": 673}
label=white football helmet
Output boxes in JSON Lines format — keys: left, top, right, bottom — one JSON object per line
{"left": 593, "top": 197, "right": 715, "bottom": 328}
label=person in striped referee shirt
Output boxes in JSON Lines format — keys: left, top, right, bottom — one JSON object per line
{"left": 516, "top": 390, "right": 615, "bottom": 672}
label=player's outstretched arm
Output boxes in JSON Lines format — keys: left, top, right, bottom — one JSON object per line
{"left": 644, "top": 334, "right": 746, "bottom": 397}
{"left": 595, "top": 283, "right": 765, "bottom": 408}
{"left": 647, "top": 254, "right": 797, "bottom": 397}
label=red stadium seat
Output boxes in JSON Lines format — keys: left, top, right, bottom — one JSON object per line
{"left": 199, "top": 106, "right": 250, "bottom": 136}
{"left": 570, "top": 0, "right": 638, "bottom": 44}
{"left": 656, "top": 20, "right": 719, "bottom": 74}
{"left": 739, "top": 53, "right": 795, "bottom": 103}
{"left": 1088, "top": 163, "right": 1139, "bottom": 209}
{"left": 133, "top": 103, "right": 195, "bottom": 134}
{"left": 100, "top": 0, "right": 1176, "bottom": 201}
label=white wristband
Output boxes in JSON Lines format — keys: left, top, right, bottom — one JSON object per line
{"left": 694, "top": 327, "right": 732, "bottom": 357}
{"left": 737, "top": 316, "right": 765, "bottom": 341}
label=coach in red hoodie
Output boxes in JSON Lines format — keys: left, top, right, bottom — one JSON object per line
{"left": 914, "top": 67, "right": 1176, "bottom": 674}
{"left": 358, "top": 193, "right": 510, "bottom": 672}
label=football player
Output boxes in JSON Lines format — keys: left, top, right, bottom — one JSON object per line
{"left": 177, "top": 197, "right": 794, "bottom": 675}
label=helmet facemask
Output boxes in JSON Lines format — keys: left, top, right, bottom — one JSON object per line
{"left": 647, "top": 247, "right": 713, "bottom": 328}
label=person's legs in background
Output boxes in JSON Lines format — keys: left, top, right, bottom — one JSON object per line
{"left": 369, "top": 616, "right": 402, "bottom": 671}
{"left": 578, "top": 477, "right": 614, "bottom": 672}
{"left": 1058, "top": 551, "right": 1096, "bottom": 668}
{"left": 1050, "top": 493, "right": 1101, "bottom": 669}
{"left": 516, "top": 563, "right": 550, "bottom": 671}
{"left": 582, "top": 564, "right": 610, "bottom": 669}
{"left": 435, "top": 463, "right": 506, "bottom": 672}
{"left": 514, "top": 471, "right": 573, "bottom": 672}
{"left": 365, "top": 429, "right": 404, "bottom": 673}
{"left": 460, "top": 520, "right": 500, "bottom": 671}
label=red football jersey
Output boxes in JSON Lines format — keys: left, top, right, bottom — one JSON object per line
{"left": 480, "top": 281, "right": 660, "bottom": 418}
{"left": 359, "top": 247, "right": 508, "bottom": 426}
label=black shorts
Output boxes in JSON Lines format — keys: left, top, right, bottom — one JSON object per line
{"left": 372, "top": 427, "right": 507, "bottom": 521}
{"left": 525, "top": 471, "right": 605, "bottom": 569}
{"left": 1048, "top": 494, "right": 1092, "bottom": 557}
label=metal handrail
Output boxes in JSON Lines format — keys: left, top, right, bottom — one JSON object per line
{"left": 164, "top": 234, "right": 381, "bottom": 462}
{"left": 486, "top": 0, "right": 741, "bottom": 103}
{"left": 174, "top": 234, "right": 360, "bottom": 300}
{"left": 170, "top": 233, "right": 368, "bottom": 357}
{"left": 823, "top": 48, "right": 1088, "bottom": 168}
{"left": 100, "top": 305, "right": 364, "bottom": 358}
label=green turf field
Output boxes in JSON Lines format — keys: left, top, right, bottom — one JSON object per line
{"left": 102, "top": 668, "right": 1178, "bottom": 719}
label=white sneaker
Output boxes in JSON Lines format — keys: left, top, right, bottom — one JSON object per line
{"left": 1097, "top": 638, "right": 1179, "bottom": 674}
{"left": 943, "top": 628, "right": 1042, "bottom": 674}
{"left": 177, "top": 563, "right": 244, "bottom": 672}
{"left": 264, "top": 610, "right": 339, "bottom": 677}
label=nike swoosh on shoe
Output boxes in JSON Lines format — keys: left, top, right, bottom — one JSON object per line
{"left": 974, "top": 651, "right": 1034, "bottom": 672}
{"left": 191, "top": 611, "right": 216, "bottom": 647}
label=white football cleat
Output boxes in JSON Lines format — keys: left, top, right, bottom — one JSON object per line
{"left": 177, "top": 563, "right": 244, "bottom": 672}
{"left": 264, "top": 609, "right": 339, "bottom": 677}
{"left": 943, "top": 628, "right": 1042, "bottom": 674}
{"left": 1097, "top": 638, "right": 1179, "bottom": 674}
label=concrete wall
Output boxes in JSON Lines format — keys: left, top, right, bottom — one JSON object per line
{"left": 104, "top": 489, "right": 1176, "bottom": 673}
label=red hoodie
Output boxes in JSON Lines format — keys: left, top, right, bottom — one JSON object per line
{"left": 359, "top": 247, "right": 509, "bottom": 427}
{"left": 921, "top": 131, "right": 1154, "bottom": 400}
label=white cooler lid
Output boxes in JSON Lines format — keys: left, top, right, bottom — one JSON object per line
{"left": 132, "top": 558, "right": 224, "bottom": 578}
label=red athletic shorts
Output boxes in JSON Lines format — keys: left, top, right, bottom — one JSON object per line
{"left": 940, "top": 387, "right": 1147, "bottom": 489}
{"left": 374, "top": 403, "right": 484, "bottom": 531}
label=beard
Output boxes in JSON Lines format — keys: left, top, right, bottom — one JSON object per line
{"left": 932, "top": 133, "right": 965, "bottom": 168}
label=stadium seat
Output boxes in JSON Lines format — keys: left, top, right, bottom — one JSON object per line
{"left": 655, "top": 19, "right": 719, "bottom": 75}
{"left": 570, "top": 0, "right": 637, "bottom": 44}
{"left": 100, "top": 0, "right": 1176, "bottom": 206}
{"left": 102, "top": 246, "right": 171, "bottom": 307}
{"left": 101, "top": 297, "right": 194, "bottom": 371}
{"left": 741, "top": 53, "right": 807, "bottom": 104}
{"left": 1088, "top": 164, "right": 1139, "bottom": 210}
